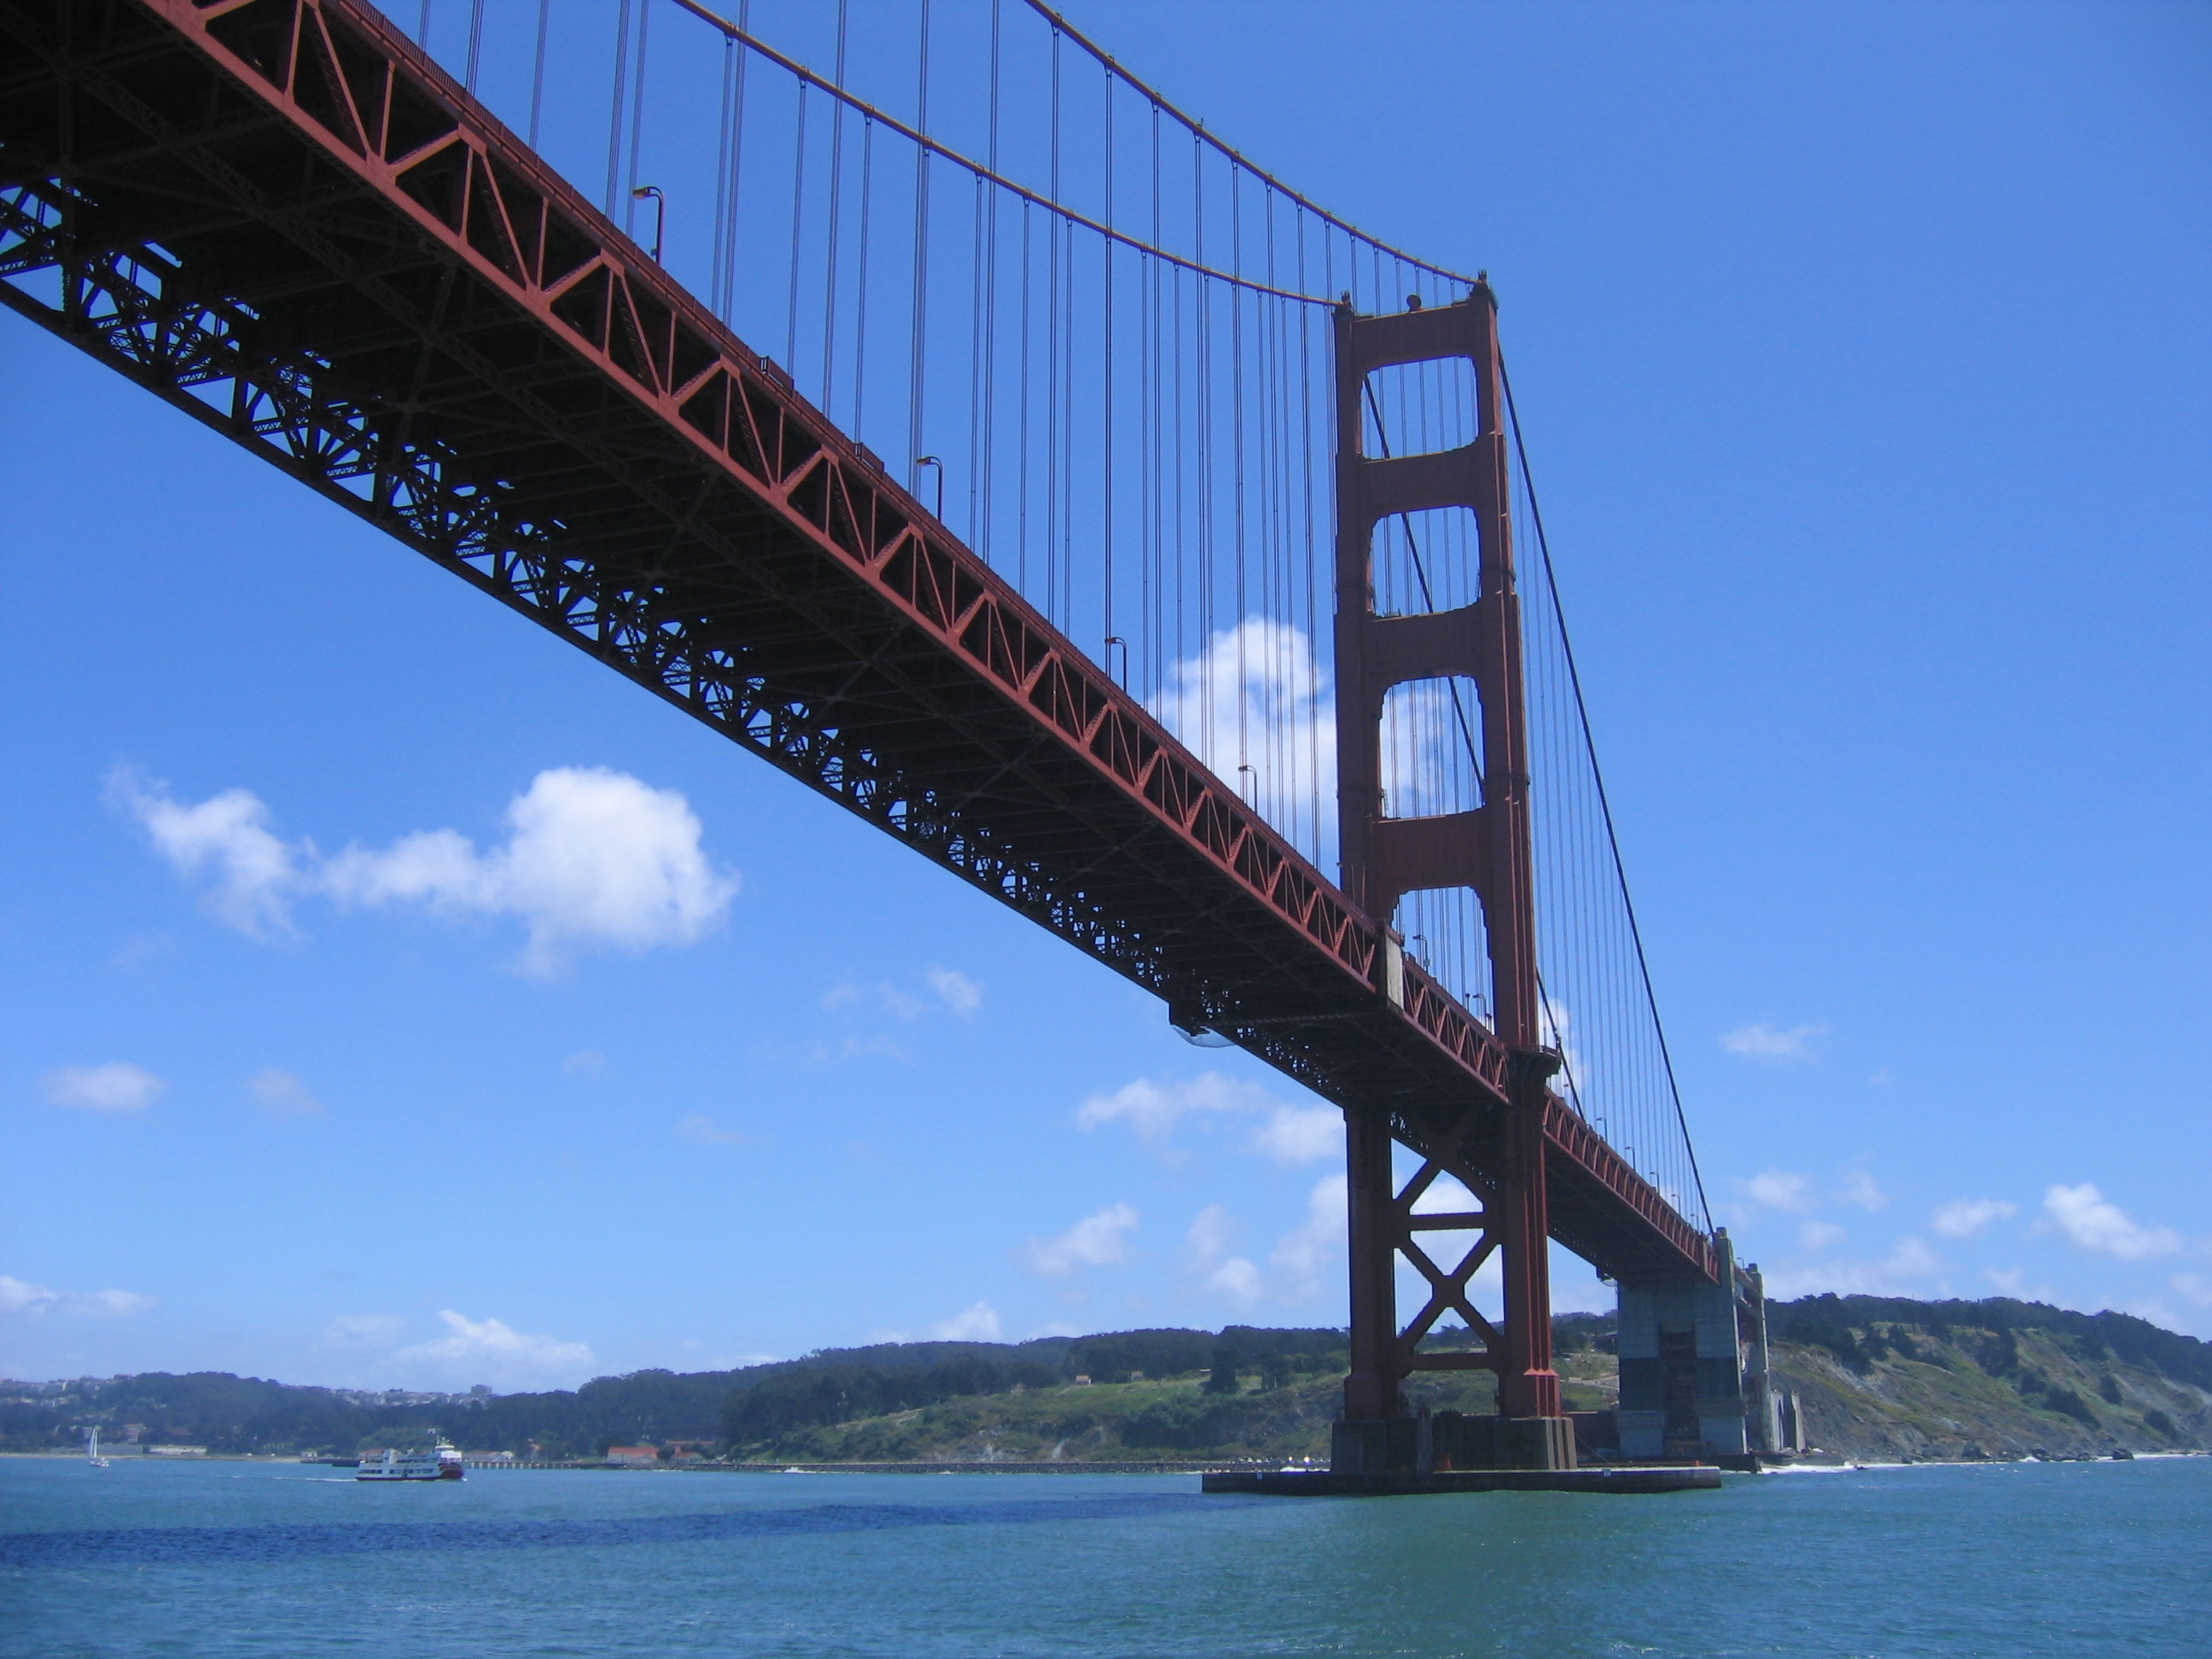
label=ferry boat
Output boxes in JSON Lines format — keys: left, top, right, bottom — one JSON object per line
{"left": 356, "top": 1436, "right": 465, "bottom": 1481}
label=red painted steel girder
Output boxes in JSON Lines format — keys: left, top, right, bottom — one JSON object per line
{"left": 0, "top": 0, "right": 1717, "bottom": 1286}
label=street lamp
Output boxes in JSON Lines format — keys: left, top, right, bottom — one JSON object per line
{"left": 913, "top": 455, "right": 944, "bottom": 520}
{"left": 630, "top": 184, "right": 665, "bottom": 264}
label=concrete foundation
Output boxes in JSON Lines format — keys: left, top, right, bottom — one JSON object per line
{"left": 1615, "top": 1231, "right": 1785, "bottom": 1460}
{"left": 1331, "top": 1410, "right": 1576, "bottom": 1474}
{"left": 1204, "top": 1465, "right": 1722, "bottom": 1497}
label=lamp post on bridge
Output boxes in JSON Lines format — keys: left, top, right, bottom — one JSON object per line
{"left": 630, "top": 185, "right": 665, "bottom": 264}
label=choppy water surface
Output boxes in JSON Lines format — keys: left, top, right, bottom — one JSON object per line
{"left": 3, "top": 1456, "right": 2205, "bottom": 1656}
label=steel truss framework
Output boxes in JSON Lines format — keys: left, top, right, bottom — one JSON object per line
{"left": 0, "top": 0, "right": 1716, "bottom": 1288}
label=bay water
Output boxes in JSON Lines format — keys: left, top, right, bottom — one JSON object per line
{"left": 3, "top": 1455, "right": 2204, "bottom": 1656}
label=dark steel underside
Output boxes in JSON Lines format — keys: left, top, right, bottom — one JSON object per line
{"left": 0, "top": 0, "right": 1714, "bottom": 1285}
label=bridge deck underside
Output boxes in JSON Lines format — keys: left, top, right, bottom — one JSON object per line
{"left": 0, "top": 0, "right": 1713, "bottom": 1287}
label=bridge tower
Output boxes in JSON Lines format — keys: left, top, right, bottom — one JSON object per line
{"left": 1330, "top": 283, "right": 1575, "bottom": 1472}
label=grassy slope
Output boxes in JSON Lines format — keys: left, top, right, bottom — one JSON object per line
{"left": 1776, "top": 1324, "right": 2212, "bottom": 1458}
{"left": 731, "top": 1348, "right": 1621, "bottom": 1464}
{"left": 729, "top": 1327, "right": 2209, "bottom": 1463}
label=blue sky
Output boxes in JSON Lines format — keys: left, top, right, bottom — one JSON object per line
{"left": 4, "top": 0, "right": 2208, "bottom": 1391}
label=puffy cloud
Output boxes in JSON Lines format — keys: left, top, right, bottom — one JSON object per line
{"left": 2039, "top": 1184, "right": 2181, "bottom": 1260}
{"left": 1151, "top": 617, "right": 1335, "bottom": 841}
{"left": 45, "top": 1063, "right": 165, "bottom": 1114}
{"left": 924, "top": 966, "right": 983, "bottom": 1015}
{"left": 675, "top": 1114, "right": 746, "bottom": 1146}
{"left": 1720, "top": 1023, "right": 1827, "bottom": 1063}
{"left": 322, "top": 1313, "right": 405, "bottom": 1348}
{"left": 109, "top": 768, "right": 300, "bottom": 939}
{"left": 1839, "top": 1172, "right": 1888, "bottom": 1212}
{"left": 393, "top": 1309, "right": 596, "bottom": 1388}
{"left": 0, "top": 1277, "right": 56, "bottom": 1316}
{"left": 824, "top": 968, "right": 984, "bottom": 1023}
{"left": 1184, "top": 1205, "right": 1262, "bottom": 1304}
{"left": 1022, "top": 1203, "right": 1140, "bottom": 1278}
{"left": 929, "top": 1302, "right": 1004, "bottom": 1342}
{"left": 1932, "top": 1198, "right": 2017, "bottom": 1239}
{"left": 1762, "top": 1237, "right": 1944, "bottom": 1300}
{"left": 1268, "top": 1174, "right": 1348, "bottom": 1303}
{"left": 1249, "top": 1103, "right": 1341, "bottom": 1166}
{"left": 1, "top": 1275, "right": 153, "bottom": 1317}
{"left": 1799, "top": 1221, "right": 1847, "bottom": 1252}
{"left": 326, "top": 768, "right": 735, "bottom": 973}
{"left": 1076, "top": 1073, "right": 1269, "bottom": 1142}
{"left": 116, "top": 768, "right": 734, "bottom": 973}
{"left": 1744, "top": 1170, "right": 1813, "bottom": 1213}
{"left": 249, "top": 1068, "right": 321, "bottom": 1116}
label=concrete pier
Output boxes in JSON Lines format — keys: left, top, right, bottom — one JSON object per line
{"left": 1202, "top": 1465, "right": 1722, "bottom": 1496}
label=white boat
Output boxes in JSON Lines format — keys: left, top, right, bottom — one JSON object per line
{"left": 356, "top": 1435, "right": 465, "bottom": 1481}
{"left": 86, "top": 1428, "right": 109, "bottom": 1469}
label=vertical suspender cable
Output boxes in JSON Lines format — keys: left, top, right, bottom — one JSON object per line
{"left": 1503, "top": 358, "right": 1710, "bottom": 1229}
{"left": 853, "top": 116, "right": 874, "bottom": 439}
{"left": 604, "top": 0, "right": 632, "bottom": 216}
{"left": 464, "top": 0, "right": 486, "bottom": 91}
{"left": 714, "top": 0, "right": 753, "bottom": 322}
{"left": 527, "top": 0, "right": 551, "bottom": 150}
{"left": 786, "top": 83, "right": 807, "bottom": 370}
{"left": 623, "top": 0, "right": 653, "bottom": 236}
{"left": 822, "top": 0, "right": 850, "bottom": 410}
{"left": 1102, "top": 60, "right": 1115, "bottom": 654}
{"left": 909, "top": 0, "right": 933, "bottom": 498}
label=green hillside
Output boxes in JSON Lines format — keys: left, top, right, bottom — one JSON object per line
{"left": 6, "top": 1298, "right": 2205, "bottom": 1464}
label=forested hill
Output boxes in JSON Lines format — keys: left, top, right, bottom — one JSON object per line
{"left": 5, "top": 1299, "right": 2208, "bottom": 1461}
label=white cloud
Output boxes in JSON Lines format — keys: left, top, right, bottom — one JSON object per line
{"left": 392, "top": 1309, "right": 597, "bottom": 1388}
{"left": 2039, "top": 1184, "right": 2181, "bottom": 1260}
{"left": 1932, "top": 1197, "right": 2017, "bottom": 1239}
{"left": 1076, "top": 1073, "right": 1269, "bottom": 1141}
{"left": 1269, "top": 1174, "right": 1348, "bottom": 1303}
{"left": 1762, "top": 1237, "right": 1944, "bottom": 1300}
{"left": 1150, "top": 616, "right": 1335, "bottom": 835}
{"left": 249, "top": 1068, "right": 321, "bottom": 1116}
{"left": 78, "top": 1288, "right": 157, "bottom": 1316}
{"left": 1249, "top": 1103, "right": 1342, "bottom": 1166}
{"left": 1186, "top": 1204, "right": 1239, "bottom": 1264}
{"left": 2171, "top": 1273, "right": 2212, "bottom": 1310}
{"left": 326, "top": 768, "right": 735, "bottom": 973}
{"left": 1745, "top": 1169, "right": 1813, "bottom": 1213}
{"left": 675, "top": 1113, "right": 746, "bottom": 1146}
{"left": 322, "top": 1313, "right": 405, "bottom": 1348}
{"left": 1184, "top": 1205, "right": 1262, "bottom": 1303}
{"left": 1799, "top": 1221, "right": 1847, "bottom": 1252}
{"left": 1206, "top": 1257, "right": 1265, "bottom": 1301}
{"left": 1406, "top": 1172, "right": 1481, "bottom": 1220}
{"left": 119, "top": 768, "right": 734, "bottom": 973}
{"left": 109, "top": 768, "right": 300, "bottom": 939}
{"left": 0, "top": 1277, "right": 57, "bottom": 1316}
{"left": 44, "top": 1062, "right": 165, "bottom": 1114}
{"left": 925, "top": 966, "right": 983, "bottom": 1015}
{"left": 929, "top": 1301, "right": 1004, "bottom": 1342}
{"left": 1838, "top": 1171, "right": 1888, "bottom": 1211}
{"left": 0, "top": 1275, "right": 153, "bottom": 1317}
{"left": 1022, "top": 1203, "right": 1140, "bottom": 1278}
{"left": 1720, "top": 1022, "right": 1827, "bottom": 1063}
{"left": 562, "top": 1051, "right": 606, "bottom": 1076}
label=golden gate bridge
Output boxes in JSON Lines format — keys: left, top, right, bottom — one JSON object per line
{"left": 2, "top": 0, "right": 1790, "bottom": 1489}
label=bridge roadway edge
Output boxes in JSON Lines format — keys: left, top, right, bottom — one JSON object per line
{"left": 0, "top": 0, "right": 1714, "bottom": 1289}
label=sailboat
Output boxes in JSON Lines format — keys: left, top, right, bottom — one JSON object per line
{"left": 86, "top": 1428, "right": 109, "bottom": 1469}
